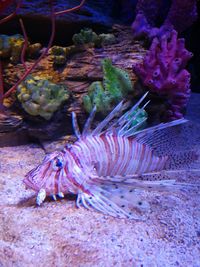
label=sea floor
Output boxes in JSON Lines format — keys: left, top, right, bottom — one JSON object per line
{"left": 0, "top": 94, "right": 200, "bottom": 267}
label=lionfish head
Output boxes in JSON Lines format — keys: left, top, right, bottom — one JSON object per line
{"left": 23, "top": 150, "right": 68, "bottom": 205}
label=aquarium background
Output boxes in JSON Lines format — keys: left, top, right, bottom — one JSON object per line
{"left": 0, "top": 1, "right": 200, "bottom": 266}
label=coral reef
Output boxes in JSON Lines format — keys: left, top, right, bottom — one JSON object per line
{"left": 17, "top": 75, "right": 69, "bottom": 120}
{"left": 3, "top": 26, "right": 145, "bottom": 141}
{"left": 50, "top": 30, "right": 116, "bottom": 66}
{"left": 72, "top": 28, "right": 116, "bottom": 47}
{"left": 0, "top": 34, "right": 41, "bottom": 63}
{"left": 83, "top": 58, "right": 133, "bottom": 114}
{"left": 132, "top": 30, "right": 192, "bottom": 120}
{"left": 131, "top": 0, "right": 198, "bottom": 40}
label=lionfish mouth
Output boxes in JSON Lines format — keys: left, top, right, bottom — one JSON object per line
{"left": 24, "top": 165, "right": 54, "bottom": 206}
{"left": 23, "top": 150, "right": 67, "bottom": 205}
{"left": 23, "top": 164, "right": 46, "bottom": 192}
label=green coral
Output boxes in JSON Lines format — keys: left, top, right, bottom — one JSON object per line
{"left": 102, "top": 58, "right": 133, "bottom": 99}
{"left": 98, "top": 33, "right": 116, "bottom": 46}
{"left": 50, "top": 46, "right": 67, "bottom": 65}
{"left": 49, "top": 30, "right": 116, "bottom": 66}
{"left": 49, "top": 45, "right": 79, "bottom": 65}
{"left": 83, "top": 81, "right": 113, "bottom": 113}
{"left": 72, "top": 28, "right": 116, "bottom": 47}
{"left": 125, "top": 108, "right": 148, "bottom": 130}
{"left": 73, "top": 28, "right": 98, "bottom": 45}
{"left": 0, "top": 34, "right": 41, "bottom": 63}
{"left": 17, "top": 75, "right": 69, "bottom": 120}
{"left": 83, "top": 59, "right": 133, "bottom": 114}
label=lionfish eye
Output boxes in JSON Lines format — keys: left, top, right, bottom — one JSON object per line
{"left": 52, "top": 157, "right": 63, "bottom": 170}
{"left": 56, "top": 158, "right": 63, "bottom": 168}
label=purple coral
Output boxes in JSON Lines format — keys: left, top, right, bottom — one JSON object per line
{"left": 133, "top": 30, "right": 193, "bottom": 120}
{"left": 165, "top": 0, "right": 198, "bottom": 33}
{"left": 135, "top": 0, "right": 162, "bottom": 24}
{"left": 131, "top": 12, "right": 172, "bottom": 40}
{"left": 132, "top": 0, "right": 198, "bottom": 40}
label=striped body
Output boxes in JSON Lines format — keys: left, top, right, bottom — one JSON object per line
{"left": 24, "top": 94, "right": 198, "bottom": 219}
{"left": 24, "top": 134, "right": 167, "bottom": 196}
{"left": 72, "top": 134, "right": 167, "bottom": 177}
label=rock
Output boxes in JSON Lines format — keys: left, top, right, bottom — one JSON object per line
{"left": 0, "top": 112, "right": 29, "bottom": 147}
{"left": 0, "top": 0, "right": 116, "bottom": 44}
{"left": 0, "top": 128, "right": 28, "bottom": 147}
{"left": 3, "top": 26, "right": 146, "bottom": 141}
{"left": 0, "top": 112, "right": 23, "bottom": 132}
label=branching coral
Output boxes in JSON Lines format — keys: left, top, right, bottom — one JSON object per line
{"left": 132, "top": 30, "right": 192, "bottom": 120}
{"left": 83, "top": 58, "right": 133, "bottom": 114}
{"left": 131, "top": 0, "right": 198, "bottom": 40}
{"left": 17, "top": 75, "right": 69, "bottom": 120}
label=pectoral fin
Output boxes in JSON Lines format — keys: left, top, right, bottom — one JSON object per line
{"left": 76, "top": 183, "right": 150, "bottom": 220}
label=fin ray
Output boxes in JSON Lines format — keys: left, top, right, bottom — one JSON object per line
{"left": 77, "top": 184, "right": 150, "bottom": 220}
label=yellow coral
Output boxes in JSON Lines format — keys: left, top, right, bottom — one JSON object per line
{"left": 17, "top": 75, "right": 70, "bottom": 120}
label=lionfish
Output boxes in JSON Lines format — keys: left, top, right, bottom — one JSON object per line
{"left": 24, "top": 93, "right": 200, "bottom": 220}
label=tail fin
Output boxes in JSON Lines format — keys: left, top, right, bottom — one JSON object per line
{"left": 135, "top": 120, "right": 200, "bottom": 170}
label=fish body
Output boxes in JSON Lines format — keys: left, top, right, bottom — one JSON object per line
{"left": 24, "top": 93, "right": 200, "bottom": 220}
{"left": 25, "top": 134, "right": 167, "bottom": 194}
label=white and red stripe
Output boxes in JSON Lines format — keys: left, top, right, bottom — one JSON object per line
{"left": 71, "top": 134, "right": 168, "bottom": 178}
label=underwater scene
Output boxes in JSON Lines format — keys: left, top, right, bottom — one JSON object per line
{"left": 0, "top": 0, "right": 200, "bottom": 266}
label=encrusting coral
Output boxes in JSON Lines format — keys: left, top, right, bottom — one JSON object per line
{"left": 131, "top": 0, "right": 198, "bottom": 40}
{"left": 83, "top": 58, "right": 133, "bottom": 114}
{"left": 0, "top": 34, "right": 41, "bottom": 63}
{"left": 132, "top": 30, "right": 192, "bottom": 120}
{"left": 17, "top": 75, "right": 69, "bottom": 120}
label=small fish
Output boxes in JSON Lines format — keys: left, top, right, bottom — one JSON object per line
{"left": 24, "top": 93, "right": 200, "bottom": 220}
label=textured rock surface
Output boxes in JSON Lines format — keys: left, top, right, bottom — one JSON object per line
{"left": 0, "top": 0, "right": 115, "bottom": 44}
{"left": 0, "top": 94, "right": 200, "bottom": 266}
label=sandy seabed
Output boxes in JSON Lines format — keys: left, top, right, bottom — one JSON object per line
{"left": 0, "top": 94, "right": 200, "bottom": 267}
